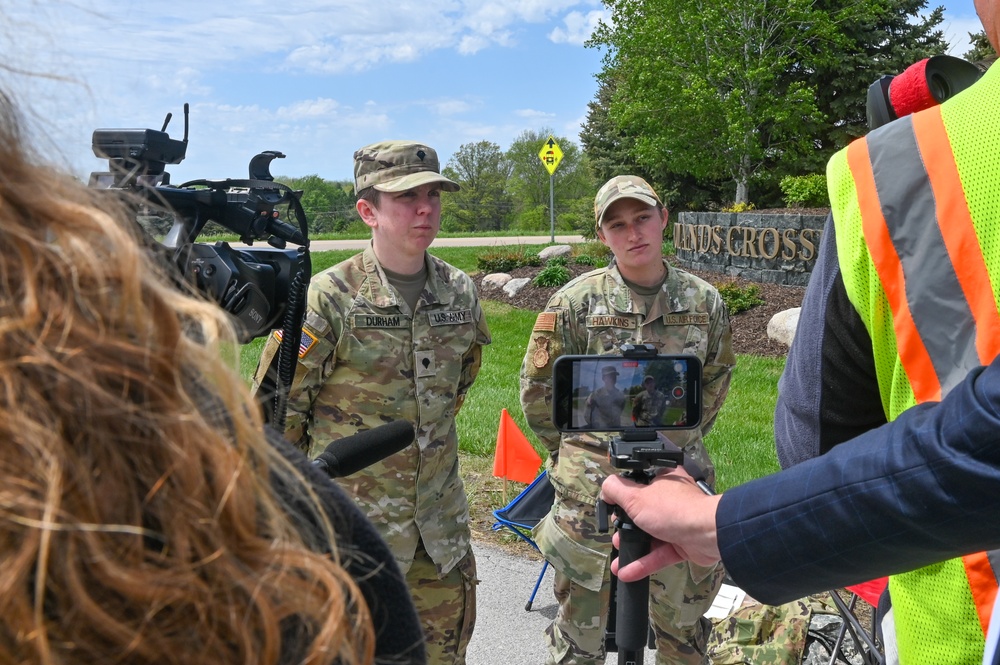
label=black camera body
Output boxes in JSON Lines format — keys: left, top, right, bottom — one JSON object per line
{"left": 89, "top": 105, "right": 310, "bottom": 344}
{"left": 89, "top": 105, "right": 312, "bottom": 427}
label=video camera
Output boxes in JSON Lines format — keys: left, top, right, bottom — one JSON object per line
{"left": 866, "top": 54, "right": 983, "bottom": 131}
{"left": 89, "top": 104, "right": 311, "bottom": 426}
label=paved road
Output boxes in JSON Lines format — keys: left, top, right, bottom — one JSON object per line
{"left": 306, "top": 235, "right": 585, "bottom": 252}
{"left": 468, "top": 540, "right": 566, "bottom": 663}
{"left": 469, "top": 538, "right": 746, "bottom": 664}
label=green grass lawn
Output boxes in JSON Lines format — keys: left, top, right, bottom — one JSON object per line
{"left": 242, "top": 247, "right": 784, "bottom": 501}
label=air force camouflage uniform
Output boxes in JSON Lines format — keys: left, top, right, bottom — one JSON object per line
{"left": 520, "top": 177, "right": 735, "bottom": 665}
{"left": 633, "top": 385, "right": 668, "bottom": 426}
{"left": 253, "top": 141, "right": 491, "bottom": 664}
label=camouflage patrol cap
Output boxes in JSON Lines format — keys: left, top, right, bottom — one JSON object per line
{"left": 353, "top": 140, "right": 460, "bottom": 194}
{"left": 594, "top": 175, "right": 662, "bottom": 230}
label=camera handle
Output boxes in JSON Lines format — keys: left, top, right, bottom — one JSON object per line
{"left": 598, "top": 432, "right": 683, "bottom": 665}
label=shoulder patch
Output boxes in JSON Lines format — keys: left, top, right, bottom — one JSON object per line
{"left": 533, "top": 312, "right": 557, "bottom": 333}
{"left": 274, "top": 328, "right": 319, "bottom": 359}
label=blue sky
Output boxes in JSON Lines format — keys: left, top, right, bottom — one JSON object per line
{"left": 0, "top": 0, "right": 985, "bottom": 185}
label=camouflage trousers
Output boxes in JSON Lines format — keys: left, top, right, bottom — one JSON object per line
{"left": 544, "top": 559, "right": 724, "bottom": 664}
{"left": 406, "top": 537, "right": 478, "bottom": 664}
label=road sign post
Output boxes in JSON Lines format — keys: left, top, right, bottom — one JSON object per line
{"left": 538, "top": 136, "right": 563, "bottom": 244}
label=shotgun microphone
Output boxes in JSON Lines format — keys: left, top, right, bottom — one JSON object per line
{"left": 313, "top": 420, "right": 415, "bottom": 478}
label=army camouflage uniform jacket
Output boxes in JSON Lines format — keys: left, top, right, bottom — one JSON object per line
{"left": 255, "top": 244, "right": 491, "bottom": 575}
{"left": 520, "top": 259, "right": 734, "bottom": 590}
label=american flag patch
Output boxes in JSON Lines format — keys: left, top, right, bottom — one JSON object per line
{"left": 274, "top": 328, "right": 319, "bottom": 358}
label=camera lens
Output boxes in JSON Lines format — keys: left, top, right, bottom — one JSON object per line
{"left": 928, "top": 72, "right": 951, "bottom": 102}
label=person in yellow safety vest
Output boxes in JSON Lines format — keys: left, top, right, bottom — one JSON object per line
{"left": 775, "top": 7, "right": 1000, "bottom": 664}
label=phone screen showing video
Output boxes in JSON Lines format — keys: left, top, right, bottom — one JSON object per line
{"left": 552, "top": 354, "right": 701, "bottom": 432}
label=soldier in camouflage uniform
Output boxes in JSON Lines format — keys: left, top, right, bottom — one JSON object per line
{"left": 520, "top": 175, "right": 735, "bottom": 665}
{"left": 585, "top": 366, "right": 627, "bottom": 428}
{"left": 633, "top": 375, "right": 668, "bottom": 426}
{"left": 252, "top": 141, "right": 491, "bottom": 664}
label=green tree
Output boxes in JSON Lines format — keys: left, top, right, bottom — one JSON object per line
{"left": 792, "top": 0, "right": 947, "bottom": 164}
{"left": 277, "top": 174, "right": 355, "bottom": 234}
{"left": 579, "top": 73, "right": 648, "bottom": 185}
{"left": 964, "top": 30, "right": 998, "bottom": 63}
{"left": 591, "top": 0, "right": 831, "bottom": 205}
{"left": 441, "top": 141, "right": 514, "bottom": 232}
{"left": 579, "top": 67, "right": 730, "bottom": 213}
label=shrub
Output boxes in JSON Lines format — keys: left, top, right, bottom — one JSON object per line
{"left": 533, "top": 264, "right": 572, "bottom": 288}
{"left": 716, "top": 281, "right": 764, "bottom": 315}
{"left": 780, "top": 174, "right": 828, "bottom": 207}
{"left": 572, "top": 241, "right": 612, "bottom": 262}
{"left": 546, "top": 256, "right": 569, "bottom": 267}
{"left": 574, "top": 255, "right": 596, "bottom": 266}
{"left": 477, "top": 248, "right": 542, "bottom": 273}
{"left": 722, "top": 202, "right": 756, "bottom": 213}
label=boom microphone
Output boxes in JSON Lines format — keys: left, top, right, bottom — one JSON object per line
{"left": 313, "top": 420, "right": 415, "bottom": 478}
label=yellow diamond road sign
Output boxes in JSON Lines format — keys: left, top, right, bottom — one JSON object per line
{"left": 538, "top": 136, "right": 563, "bottom": 175}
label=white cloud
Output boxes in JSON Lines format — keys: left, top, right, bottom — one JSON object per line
{"left": 515, "top": 108, "right": 557, "bottom": 120}
{"left": 549, "top": 10, "right": 607, "bottom": 45}
{"left": 277, "top": 98, "right": 343, "bottom": 119}
{"left": 428, "top": 99, "right": 478, "bottom": 116}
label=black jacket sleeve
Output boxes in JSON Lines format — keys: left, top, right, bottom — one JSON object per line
{"left": 719, "top": 359, "right": 1000, "bottom": 605}
{"left": 267, "top": 430, "right": 426, "bottom": 665}
{"left": 775, "top": 215, "right": 886, "bottom": 468}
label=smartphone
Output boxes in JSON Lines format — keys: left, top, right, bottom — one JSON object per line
{"left": 552, "top": 354, "right": 702, "bottom": 432}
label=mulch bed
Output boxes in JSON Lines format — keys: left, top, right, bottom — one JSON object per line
{"left": 474, "top": 261, "right": 805, "bottom": 357}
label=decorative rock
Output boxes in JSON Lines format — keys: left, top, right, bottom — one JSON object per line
{"left": 538, "top": 245, "right": 572, "bottom": 261}
{"left": 767, "top": 307, "right": 801, "bottom": 347}
{"left": 482, "top": 273, "right": 513, "bottom": 290}
{"left": 503, "top": 277, "right": 532, "bottom": 298}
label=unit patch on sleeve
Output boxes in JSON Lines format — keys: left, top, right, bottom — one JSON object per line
{"left": 531, "top": 336, "right": 552, "bottom": 369}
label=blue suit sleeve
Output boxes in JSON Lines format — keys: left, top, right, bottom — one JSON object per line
{"left": 720, "top": 360, "right": 1000, "bottom": 605}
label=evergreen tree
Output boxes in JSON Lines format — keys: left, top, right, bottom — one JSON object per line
{"left": 963, "top": 30, "right": 998, "bottom": 64}
{"left": 794, "top": 0, "right": 947, "bottom": 165}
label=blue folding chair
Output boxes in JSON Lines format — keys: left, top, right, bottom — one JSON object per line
{"left": 491, "top": 470, "right": 556, "bottom": 611}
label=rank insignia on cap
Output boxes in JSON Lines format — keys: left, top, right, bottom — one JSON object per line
{"left": 533, "top": 312, "right": 557, "bottom": 333}
{"left": 274, "top": 328, "right": 319, "bottom": 359}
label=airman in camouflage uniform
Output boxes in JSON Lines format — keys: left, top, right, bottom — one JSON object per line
{"left": 253, "top": 141, "right": 491, "bottom": 664}
{"left": 633, "top": 375, "right": 668, "bottom": 426}
{"left": 520, "top": 175, "right": 735, "bottom": 665}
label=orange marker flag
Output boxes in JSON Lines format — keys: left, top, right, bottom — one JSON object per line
{"left": 492, "top": 408, "right": 542, "bottom": 485}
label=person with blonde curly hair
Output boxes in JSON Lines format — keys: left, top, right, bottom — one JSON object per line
{"left": 0, "top": 88, "right": 424, "bottom": 665}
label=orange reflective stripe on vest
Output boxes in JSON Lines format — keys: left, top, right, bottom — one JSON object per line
{"left": 849, "top": 108, "right": 996, "bottom": 402}
{"left": 846, "top": 107, "right": 999, "bottom": 643}
{"left": 912, "top": 108, "right": 1000, "bottom": 366}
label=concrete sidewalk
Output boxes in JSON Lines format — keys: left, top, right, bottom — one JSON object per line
{"left": 468, "top": 540, "right": 745, "bottom": 664}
